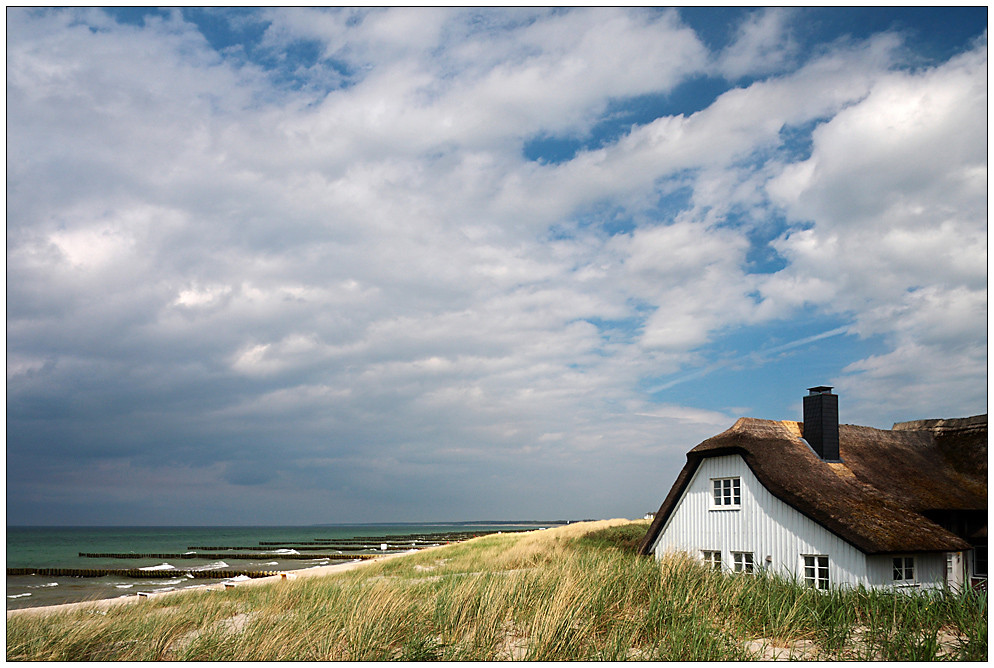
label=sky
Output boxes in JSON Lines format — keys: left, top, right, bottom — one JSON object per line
{"left": 6, "top": 6, "right": 988, "bottom": 526}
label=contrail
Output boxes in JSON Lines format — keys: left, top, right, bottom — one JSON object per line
{"left": 646, "top": 325, "right": 851, "bottom": 393}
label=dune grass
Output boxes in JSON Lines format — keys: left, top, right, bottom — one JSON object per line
{"left": 6, "top": 519, "right": 987, "bottom": 661}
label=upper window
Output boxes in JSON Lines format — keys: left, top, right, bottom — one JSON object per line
{"left": 702, "top": 550, "right": 722, "bottom": 571}
{"left": 803, "top": 555, "right": 829, "bottom": 590}
{"left": 711, "top": 477, "right": 741, "bottom": 508}
{"left": 892, "top": 556, "right": 915, "bottom": 585}
{"left": 733, "top": 551, "right": 754, "bottom": 573}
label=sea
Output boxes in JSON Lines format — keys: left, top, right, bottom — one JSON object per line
{"left": 6, "top": 522, "right": 556, "bottom": 610}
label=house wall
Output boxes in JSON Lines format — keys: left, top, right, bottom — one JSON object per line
{"left": 866, "top": 553, "right": 947, "bottom": 590}
{"left": 650, "top": 454, "right": 947, "bottom": 589}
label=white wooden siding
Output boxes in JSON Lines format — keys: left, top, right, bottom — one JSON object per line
{"left": 866, "top": 553, "right": 947, "bottom": 590}
{"left": 651, "top": 454, "right": 948, "bottom": 589}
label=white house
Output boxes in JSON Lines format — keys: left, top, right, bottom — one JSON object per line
{"left": 638, "top": 388, "right": 987, "bottom": 591}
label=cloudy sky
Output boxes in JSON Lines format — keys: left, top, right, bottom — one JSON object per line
{"left": 7, "top": 7, "right": 987, "bottom": 526}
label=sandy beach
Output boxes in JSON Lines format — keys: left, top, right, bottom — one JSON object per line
{"left": 6, "top": 550, "right": 412, "bottom": 620}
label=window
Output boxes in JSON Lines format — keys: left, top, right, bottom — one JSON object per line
{"left": 892, "top": 556, "right": 915, "bottom": 584}
{"left": 803, "top": 555, "right": 829, "bottom": 589}
{"left": 732, "top": 551, "right": 754, "bottom": 573}
{"left": 974, "top": 546, "right": 987, "bottom": 577}
{"left": 711, "top": 477, "right": 741, "bottom": 508}
{"left": 702, "top": 550, "right": 721, "bottom": 571}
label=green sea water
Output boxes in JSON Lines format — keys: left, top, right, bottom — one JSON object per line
{"left": 6, "top": 523, "right": 554, "bottom": 610}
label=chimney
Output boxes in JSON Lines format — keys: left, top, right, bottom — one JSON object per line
{"left": 803, "top": 386, "right": 840, "bottom": 461}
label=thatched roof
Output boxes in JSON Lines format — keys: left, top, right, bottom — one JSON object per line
{"left": 638, "top": 415, "right": 987, "bottom": 556}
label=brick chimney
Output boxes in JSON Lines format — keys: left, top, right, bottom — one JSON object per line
{"left": 803, "top": 386, "right": 840, "bottom": 461}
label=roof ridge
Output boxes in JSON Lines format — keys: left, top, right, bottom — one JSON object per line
{"left": 892, "top": 414, "right": 987, "bottom": 432}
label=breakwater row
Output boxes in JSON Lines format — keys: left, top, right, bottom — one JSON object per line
{"left": 7, "top": 567, "right": 281, "bottom": 579}
{"left": 77, "top": 552, "right": 383, "bottom": 561}
{"left": 180, "top": 530, "right": 520, "bottom": 554}
{"left": 258, "top": 530, "right": 522, "bottom": 545}
{"left": 186, "top": 544, "right": 420, "bottom": 551}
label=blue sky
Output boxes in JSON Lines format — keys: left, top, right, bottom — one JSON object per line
{"left": 6, "top": 7, "right": 987, "bottom": 525}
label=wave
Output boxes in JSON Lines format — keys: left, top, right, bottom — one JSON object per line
{"left": 190, "top": 560, "right": 229, "bottom": 571}
{"left": 8, "top": 593, "right": 31, "bottom": 599}
{"left": 139, "top": 563, "right": 175, "bottom": 571}
{"left": 270, "top": 549, "right": 300, "bottom": 555}
{"left": 116, "top": 584, "right": 134, "bottom": 589}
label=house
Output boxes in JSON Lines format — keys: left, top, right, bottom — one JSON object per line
{"left": 638, "top": 387, "right": 987, "bottom": 590}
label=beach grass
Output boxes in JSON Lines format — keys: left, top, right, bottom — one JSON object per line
{"left": 6, "top": 519, "right": 987, "bottom": 661}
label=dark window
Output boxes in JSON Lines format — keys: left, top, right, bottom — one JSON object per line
{"left": 975, "top": 546, "right": 987, "bottom": 577}
{"left": 892, "top": 556, "right": 915, "bottom": 583}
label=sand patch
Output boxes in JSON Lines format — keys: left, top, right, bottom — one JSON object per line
{"left": 743, "top": 637, "right": 822, "bottom": 661}
{"left": 162, "top": 612, "right": 256, "bottom": 660}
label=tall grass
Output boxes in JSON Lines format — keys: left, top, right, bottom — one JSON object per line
{"left": 7, "top": 519, "right": 987, "bottom": 661}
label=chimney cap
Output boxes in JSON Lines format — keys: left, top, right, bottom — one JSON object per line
{"left": 807, "top": 386, "right": 834, "bottom": 395}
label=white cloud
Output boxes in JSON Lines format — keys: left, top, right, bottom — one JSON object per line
{"left": 256, "top": 7, "right": 708, "bottom": 162}
{"left": 762, "top": 39, "right": 987, "bottom": 423}
{"left": 717, "top": 8, "right": 798, "bottom": 79}
{"left": 765, "top": 42, "right": 987, "bottom": 295}
{"left": 5, "top": 8, "right": 986, "bottom": 522}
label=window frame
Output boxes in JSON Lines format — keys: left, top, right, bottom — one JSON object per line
{"left": 732, "top": 551, "right": 754, "bottom": 574}
{"left": 710, "top": 476, "right": 742, "bottom": 510}
{"left": 802, "top": 554, "right": 830, "bottom": 590}
{"left": 892, "top": 555, "right": 916, "bottom": 586}
{"left": 702, "top": 550, "right": 722, "bottom": 572}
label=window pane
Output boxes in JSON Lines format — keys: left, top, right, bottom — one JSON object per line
{"left": 802, "top": 556, "right": 828, "bottom": 588}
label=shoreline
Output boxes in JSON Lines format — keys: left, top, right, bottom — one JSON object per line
{"left": 7, "top": 524, "right": 540, "bottom": 616}
{"left": 6, "top": 550, "right": 415, "bottom": 620}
